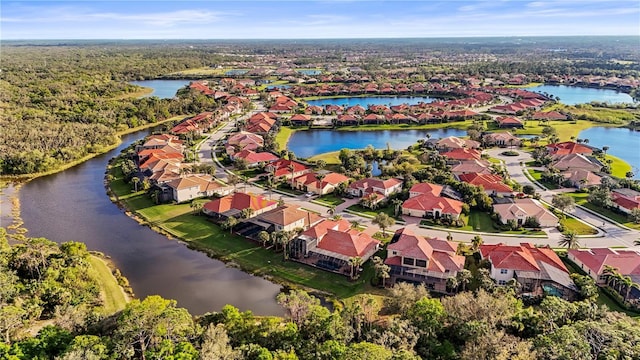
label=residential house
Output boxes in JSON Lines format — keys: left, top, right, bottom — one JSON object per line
{"left": 495, "top": 116, "right": 524, "bottom": 128}
{"left": 292, "top": 219, "right": 381, "bottom": 275}
{"left": 480, "top": 243, "right": 577, "bottom": 299}
{"left": 546, "top": 141, "right": 593, "bottom": 156}
{"left": 233, "top": 150, "right": 279, "bottom": 167}
{"left": 225, "top": 132, "right": 264, "bottom": 156}
{"left": 385, "top": 228, "right": 464, "bottom": 292}
{"left": 202, "top": 192, "right": 278, "bottom": 220}
{"left": 567, "top": 248, "right": 640, "bottom": 300}
{"left": 347, "top": 178, "right": 403, "bottom": 198}
{"left": 163, "top": 174, "right": 233, "bottom": 203}
{"left": 250, "top": 204, "right": 323, "bottom": 233}
{"left": 402, "top": 182, "right": 465, "bottom": 220}
{"left": 441, "top": 148, "right": 483, "bottom": 162}
{"left": 483, "top": 132, "right": 522, "bottom": 147}
{"left": 532, "top": 111, "right": 568, "bottom": 121}
{"left": 451, "top": 159, "right": 493, "bottom": 177}
{"left": 289, "top": 114, "right": 313, "bottom": 126}
{"left": 265, "top": 159, "right": 312, "bottom": 180}
{"left": 493, "top": 198, "right": 559, "bottom": 227}
{"left": 458, "top": 173, "right": 514, "bottom": 197}
{"left": 431, "top": 136, "right": 481, "bottom": 151}
{"left": 293, "top": 172, "right": 350, "bottom": 195}
{"left": 611, "top": 188, "right": 640, "bottom": 214}
{"left": 552, "top": 154, "right": 602, "bottom": 173}
{"left": 562, "top": 169, "right": 601, "bottom": 189}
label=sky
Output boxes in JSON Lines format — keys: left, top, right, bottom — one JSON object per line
{"left": 2, "top": 1, "right": 639, "bottom": 40}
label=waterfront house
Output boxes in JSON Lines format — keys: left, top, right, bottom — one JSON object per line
{"left": 289, "top": 114, "right": 313, "bottom": 126}
{"left": 458, "top": 173, "right": 514, "bottom": 197}
{"left": 552, "top": 154, "right": 602, "bottom": 173}
{"left": 495, "top": 116, "right": 524, "bottom": 128}
{"left": 232, "top": 150, "right": 279, "bottom": 167}
{"left": 611, "top": 188, "right": 640, "bottom": 214}
{"left": 492, "top": 198, "right": 558, "bottom": 227}
{"left": 347, "top": 177, "right": 403, "bottom": 198}
{"left": 385, "top": 228, "right": 464, "bottom": 292}
{"left": 480, "top": 243, "right": 577, "bottom": 299}
{"left": 202, "top": 192, "right": 278, "bottom": 220}
{"left": 265, "top": 159, "right": 312, "bottom": 180}
{"left": 483, "top": 132, "right": 522, "bottom": 147}
{"left": 546, "top": 141, "right": 593, "bottom": 156}
{"left": 163, "top": 174, "right": 233, "bottom": 203}
{"left": 293, "top": 172, "right": 349, "bottom": 195}
{"left": 292, "top": 219, "right": 380, "bottom": 275}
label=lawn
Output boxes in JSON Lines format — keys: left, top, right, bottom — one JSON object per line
{"left": 421, "top": 210, "right": 546, "bottom": 236}
{"left": 559, "top": 216, "right": 598, "bottom": 235}
{"left": 275, "top": 126, "right": 296, "bottom": 151}
{"left": 605, "top": 154, "right": 633, "bottom": 179}
{"left": 346, "top": 204, "right": 396, "bottom": 218}
{"left": 314, "top": 193, "right": 346, "bottom": 206}
{"left": 307, "top": 151, "right": 341, "bottom": 165}
{"left": 526, "top": 169, "right": 560, "bottom": 190}
{"left": 567, "top": 192, "right": 640, "bottom": 230}
{"left": 513, "top": 120, "right": 616, "bottom": 142}
{"left": 89, "top": 256, "right": 128, "bottom": 314}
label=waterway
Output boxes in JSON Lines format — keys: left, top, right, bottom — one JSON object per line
{"left": 130, "top": 80, "right": 191, "bottom": 99}
{"left": 305, "top": 96, "right": 437, "bottom": 107}
{"left": 577, "top": 127, "right": 640, "bottom": 178}
{"left": 288, "top": 128, "right": 466, "bottom": 158}
{"left": 531, "top": 84, "right": 635, "bottom": 105}
{"left": 17, "top": 129, "right": 283, "bottom": 315}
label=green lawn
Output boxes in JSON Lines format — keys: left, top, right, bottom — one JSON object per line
{"left": 559, "top": 216, "right": 598, "bottom": 235}
{"left": 567, "top": 192, "right": 640, "bottom": 230}
{"left": 605, "top": 154, "right": 633, "bottom": 179}
{"left": 526, "top": 169, "right": 560, "bottom": 190}
{"left": 307, "top": 151, "right": 341, "bottom": 165}
{"left": 314, "top": 193, "right": 346, "bottom": 206}
{"left": 420, "top": 210, "right": 545, "bottom": 236}
{"left": 346, "top": 204, "right": 396, "bottom": 218}
{"left": 107, "top": 158, "right": 384, "bottom": 299}
{"left": 89, "top": 256, "right": 128, "bottom": 314}
{"left": 275, "top": 126, "right": 297, "bottom": 151}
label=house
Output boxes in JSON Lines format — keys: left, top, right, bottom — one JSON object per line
{"left": 546, "top": 141, "right": 593, "bottom": 156}
{"left": 441, "top": 148, "right": 483, "bottom": 161}
{"left": 483, "top": 132, "right": 522, "bottom": 147}
{"left": 567, "top": 248, "right": 640, "bottom": 300}
{"left": 552, "top": 154, "right": 602, "bottom": 173}
{"left": 495, "top": 116, "right": 524, "bottom": 128}
{"left": 137, "top": 134, "right": 184, "bottom": 153}
{"left": 451, "top": 159, "right": 493, "bottom": 177}
{"left": 562, "top": 169, "right": 601, "bottom": 189}
{"left": 293, "top": 172, "right": 350, "bottom": 195}
{"left": 458, "top": 173, "right": 514, "bottom": 196}
{"left": 289, "top": 114, "right": 313, "bottom": 126}
{"left": 233, "top": 150, "right": 279, "bottom": 167}
{"left": 480, "top": 243, "right": 577, "bottom": 299}
{"left": 385, "top": 228, "right": 464, "bottom": 292}
{"left": 202, "top": 192, "right": 278, "bottom": 220}
{"left": 226, "top": 132, "right": 264, "bottom": 156}
{"left": 265, "top": 159, "right": 312, "bottom": 180}
{"left": 493, "top": 198, "right": 559, "bottom": 227}
{"left": 347, "top": 178, "right": 403, "bottom": 198}
{"left": 402, "top": 183, "right": 465, "bottom": 219}
{"left": 251, "top": 204, "right": 323, "bottom": 233}
{"left": 163, "top": 174, "right": 233, "bottom": 203}
{"left": 246, "top": 113, "right": 277, "bottom": 134}
{"left": 292, "top": 219, "right": 381, "bottom": 275}
{"left": 432, "top": 136, "right": 480, "bottom": 151}
{"left": 532, "top": 111, "right": 568, "bottom": 121}
{"left": 611, "top": 188, "right": 640, "bottom": 214}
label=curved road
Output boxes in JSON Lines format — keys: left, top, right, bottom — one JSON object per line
{"left": 194, "top": 105, "right": 639, "bottom": 249}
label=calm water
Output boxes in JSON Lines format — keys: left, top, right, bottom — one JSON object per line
{"left": 532, "top": 85, "right": 635, "bottom": 105}
{"left": 297, "top": 69, "right": 322, "bottom": 75}
{"left": 577, "top": 127, "right": 640, "bottom": 178}
{"left": 130, "top": 80, "right": 191, "bottom": 99}
{"left": 306, "top": 96, "right": 437, "bottom": 107}
{"left": 288, "top": 128, "right": 466, "bottom": 158}
{"left": 19, "top": 130, "right": 283, "bottom": 315}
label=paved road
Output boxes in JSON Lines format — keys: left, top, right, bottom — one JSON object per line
{"left": 192, "top": 104, "right": 639, "bottom": 248}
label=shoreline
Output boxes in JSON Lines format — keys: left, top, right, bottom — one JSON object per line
{"left": 0, "top": 115, "right": 188, "bottom": 183}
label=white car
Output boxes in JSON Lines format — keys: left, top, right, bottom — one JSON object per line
{"left": 305, "top": 192, "right": 315, "bottom": 198}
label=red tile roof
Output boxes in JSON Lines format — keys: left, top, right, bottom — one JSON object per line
{"left": 568, "top": 248, "right": 640, "bottom": 277}
{"left": 546, "top": 141, "right": 593, "bottom": 155}
{"left": 441, "top": 148, "right": 482, "bottom": 161}
{"left": 458, "top": 173, "right": 513, "bottom": 193}
{"left": 316, "top": 229, "right": 380, "bottom": 258}
{"left": 409, "top": 182, "right": 443, "bottom": 196}
{"left": 402, "top": 193, "right": 464, "bottom": 216}
{"left": 203, "top": 192, "right": 277, "bottom": 214}
{"left": 480, "top": 243, "right": 568, "bottom": 272}
{"left": 385, "top": 228, "right": 464, "bottom": 273}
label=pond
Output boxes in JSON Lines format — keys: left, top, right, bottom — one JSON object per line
{"left": 577, "top": 127, "right": 640, "bottom": 178}
{"left": 297, "top": 69, "right": 322, "bottom": 76}
{"left": 18, "top": 129, "right": 283, "bottom": 315}
{"left": 531, "top": 84, "right": 635, "bottom": 105}
{"left": 130, "top": 80, "right": 191, "bottom": 99}
{"left": 305, "top": 96, "right": 438, "bottom": 108}
{"left": 288, "top": 128, "right": 466, "bottom": 158}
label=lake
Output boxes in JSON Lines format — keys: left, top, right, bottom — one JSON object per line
{"left": 18, "top": 130, "right": 283, "bottom": 315}
{"left": 532, "top": 84, "right": 635, "bottom": 105}
{"left": 130, "top": 80, "right": 191, "bottom": 99}
{"left": 297, "top": 69, "right": 322, "bottom": 76}
{"left": 305, "top": 96, "right": 438, "bottom": 107}
{"left": 577, "top": 127, "right": 640, "bottom": 178}
{"left": 288, "top": 128, "right": 466, "bottom": 158}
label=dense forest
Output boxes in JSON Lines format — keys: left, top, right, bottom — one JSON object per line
{"left": 1, "top": 228, "right": 639, "bottom": 359}
{"left": 0, "top": 46, "right": 230, "bottom": 175}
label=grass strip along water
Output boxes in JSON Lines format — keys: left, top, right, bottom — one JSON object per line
{"left": 106, "top": 156, "right": 385, "bottom": 300}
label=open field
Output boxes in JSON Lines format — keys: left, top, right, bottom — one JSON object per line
{"left": 88, "top": 256, "right": 129, "bottom": 314}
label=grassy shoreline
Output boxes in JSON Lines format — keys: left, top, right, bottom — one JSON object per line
{"left": 105, "top": 155, "right": 384, "bottom": 300}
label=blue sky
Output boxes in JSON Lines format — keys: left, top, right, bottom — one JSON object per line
{"left": 2, "top": 1, "right": 639, "bottom": 39}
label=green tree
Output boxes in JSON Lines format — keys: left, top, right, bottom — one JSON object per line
{"left": 221, "top": 217, "right": 238, "bottom": 234}
{"left": 200, "top": 324, "right": 239, "bottom": 360}
{"left": 131, "top": 176, "right": 140, "bottom": 192}
{"left": 551, "top": 194, "right": 575, "bottom": 215}
{"left": 276, "top": 290, "right": 320, "bottom": 327}
{"left": 257, "top": 231, "right": 271, "bottom": 247}
{"left": 372, "top": 212, "right": 395, "bottom": 237}
{"left": 386, "top": 282, "right": 430, "bottom": 315}
{"left": 456, "top": 269, "right": 473, "bottom": 292}
{"left": 348, "top": 256, "right": 363, "bottom": 280}
{"left": 558, "top": 230, "right": 579, "bottom": 249}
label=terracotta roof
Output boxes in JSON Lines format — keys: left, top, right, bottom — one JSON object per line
{"left": 259, "top": 204, "right": 321, "bottom": 227}
{"left": 451, "top": 160, "right": 492, "bottom": 175}
{"left": 316, "top": 229, "right": 380, "bottom": 258}
{"left": 203, "top": 192, "right": 277, "bottom": 214}
{"left": 385, "top": 228, "right": 464, "bottom": 273}
{"left": 481, "top": 243, "right": 568, "bottom": 272}
{"left": 349, "top": 177, "right": 403, "bottom": 191}
{"left": 409, "top": 182, "right": 443, "bottom": 197}
{"left": 458, "top": 173, "right": 513, "bottom": 193}
{"left": 402, "top": 193, "right": 464, "bottom": 216}
{"left": 302, "top": 218, "right": 351, "bottom": 239}
{"left": 234, "top": 150, "right": 279, "bottom": 164}
{"left": 546, "top": 141, "right": 593, "bottom": 155}
{"left": 492, "top": 198, "right": 558, "bottom": 224}
{"left": 568, "top": 248, "right": 640, "bottom": 276}
{"left": 496, "top": 116, "right": 523, "bottom": 126}
{"left": 441, "top": 148, "right": 482, "bottom": 161}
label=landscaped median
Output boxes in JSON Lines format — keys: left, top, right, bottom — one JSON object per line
{"left": 106, "top": 155, "right": 384, "bottom": 299}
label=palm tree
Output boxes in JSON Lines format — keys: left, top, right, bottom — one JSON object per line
{"left": 227, "top": 173, "right": 241, "bottom": 192}
{"left": 558, "top": 230, "right": 579, "bottom": 249}
{"left": 221, "top": 217, "right": 238, "bottom": 234}
{"left": 602, "top": 265, "right": 619, "bottom": 288}
{"left": 622, "top": 276, "right": 638, "bottom": 302}
{"left": 240, "top": 207, "right": 254, "bottom": 219}
{"left": 446, "top": 276, "right": 459, "bottom": 293}
{"left": 131, "top": 176, "right": 140, "bottom": 192}
{"left": 372, "top": 212, "right": 395, "bottom": 237}
{"left": 471, "top": 235, "right": 483, "bottom": 252}
{"left": 348, "top": 256, "right": 363, "bottom": 280}
{"left": 602, "top": 146, "right": 609, "bottom": 156}
{"left": 456, "top": 269, "right": 472, "bottom": 292}
{"left": 257, "top": 231, "right": 270, "bottom": 247}
{"left": 288, "top": 163, "right": 296, "bottom": 189}
{"left": 327, "top": 205, "right": 336, "bottom": 217}
{"left": 350, "top": 220, "right": 361, "bottom": 229}
{"left": 391, "top": 198, "right": 403, "bottom": 217}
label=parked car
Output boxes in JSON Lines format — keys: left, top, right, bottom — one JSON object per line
{"left": 305, "top": 192, "right": 315, "bottom": 198}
